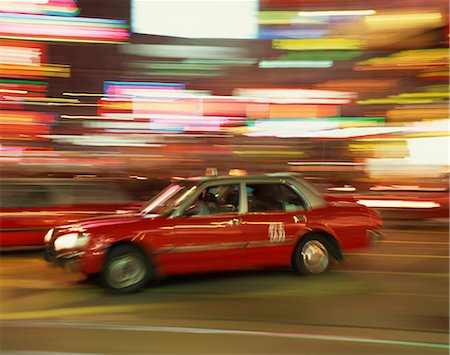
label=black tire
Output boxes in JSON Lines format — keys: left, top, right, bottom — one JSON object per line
{"left": 292, "top": 235, "right": 331, "bottom": 275}
{"left": 101, "top": 244, "right": 153, "bottom": 293}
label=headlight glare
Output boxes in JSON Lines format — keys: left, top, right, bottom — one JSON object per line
{"left": 54, "top": 232, "right": 90, "bottom": 251}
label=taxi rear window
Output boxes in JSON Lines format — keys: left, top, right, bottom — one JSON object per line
{"left": 294, "top": 178, "right": 327, "bottom": 209}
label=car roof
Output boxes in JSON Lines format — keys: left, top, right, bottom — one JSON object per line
{"left": 173, "top": 172, "right": 302, "bottom": 184}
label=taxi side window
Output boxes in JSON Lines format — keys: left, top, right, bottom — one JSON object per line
{"left": 190, "top": 184, "right": 240, "bottom": 216}
{"left": 247, "top": 183, "right": 284, "bottom": 213}
{"left": 280, "top": 184, "right": 306, "bottom": 211}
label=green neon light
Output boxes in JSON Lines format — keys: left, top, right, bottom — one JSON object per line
{"left": 0, "top": 79, "right": 47, "bottom": 86}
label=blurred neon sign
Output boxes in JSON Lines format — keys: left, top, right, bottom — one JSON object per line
{"left": 104, "top": 81, "right": 185, "bottom": 98}
{"left": 1, "top": 0, "right": 79, "bottom": 16}
{"left": 1, "top": 13, "right": 129, "bottom": 43}
{"left": 0, "top": 41, "right": 47, "bottom": 69}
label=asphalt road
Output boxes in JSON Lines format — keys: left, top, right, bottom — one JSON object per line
{"left": 1, "top": 220, "right": 449, "bottom": 354}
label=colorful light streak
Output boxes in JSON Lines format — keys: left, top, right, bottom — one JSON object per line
{"left": 258, "top": 28, "right": 328, "bottom": 40}
{"left": 121, "top": 44, "right": 247, "bottom": 59}
{"left": 316, "top": 79, "right": 400, "bottom": 93}
{"left": 357, "top": 199, "right": 441, "bottom": 209}
{"left": 355, "top": 49, "right": 448, "bottom": 71}
{"left": 1, "top": 13, "right": 129, "bottom": 43}
{"left": 279, "top": 51, "right": 362, "bottom": 61}
{"left": 0, "top": 79, "right": 47, "bottom": 92}
{"left": 130, "top": 69, "right": 221, "bottom": 78}
{"left": 297, "top": 10, "right": 376, "bottom": 17}
{"left": 258, "top": 11, "right": 324, "bottom": 25}
{"left": 246, "top": 126, "right": 401, "bottom": 139}
{"left": 0, "top": 46, "right": 42, "bottom": 66}
{"left": 234, "top": 88, "right": 355, "bottom": 100}
{"left": 0, "top": 110, "right": 54, "bottom": 123}
{"left": 1, "top": 0, "right": 79, "bottom": 16}
{"left": 364, "top": 12, "right": 443, "bottom": 29}
{"left": 0, "top": 63, "right": 70, "bottom": 78}
{"left": 259, "top": 60, "right": 333, "bottom": 68}
{"left": 273, "top": 38, "right": 365, "bottom": 50}
{"left": 247, "top": 104, "right": 338, "bottom": 119}
{"left": 387, "top": 106, "right": 449, "bottom": 121}
{"left": 104, "top": 81, "right": 185, "bottom": 98}
{"left": 358, "top": 90, "right": 448, "bottom": 105}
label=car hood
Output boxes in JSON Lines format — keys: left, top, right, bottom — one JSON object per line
{"left": 57, "top": 212, "right": 150, "bottom": 232}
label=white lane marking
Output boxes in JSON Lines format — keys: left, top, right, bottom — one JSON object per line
{"left": 2, "top": 321, "right": 449, "bottom": 350}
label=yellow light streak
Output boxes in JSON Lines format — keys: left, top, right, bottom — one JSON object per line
{"left": 298, "top": 10, "right": 376, "bottom": 17}
{"left": 22, "top": 97, "right": 79, "bottom": 103}
{"left": 365, "top": 12, "right": 443, "bottom": 28}
{"left": 273, "top": 38, "right": 365, "bottom": 51}
{"left": 63, "top": 92, "right": 105, "bottom": 97}
{"left": 0, "top": 63, "right": 70, "bottom": 78}
{"left": 0, "top": 89, "right": 28, "bottom": 94}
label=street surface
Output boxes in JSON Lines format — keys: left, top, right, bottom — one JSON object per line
{"left": 1, "top": 220, "right": 449, "bottom": 354}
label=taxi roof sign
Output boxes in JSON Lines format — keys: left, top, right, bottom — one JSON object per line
{"left": 205, "top": 167, "right": 218, "bottom": 177}
{"left": 228, "top": 169, "right": 247, "bottom": 176}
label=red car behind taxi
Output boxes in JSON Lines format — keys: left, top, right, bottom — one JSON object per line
{"left": 0, "top": 178, "right": 144, "bottom": 249}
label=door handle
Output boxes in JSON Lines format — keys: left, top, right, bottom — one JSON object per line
{"left": 293, "top": 215, "right": 306, "bottom": 223}
{"left": 226, "top": 218, "right": 241, "bottom": 226}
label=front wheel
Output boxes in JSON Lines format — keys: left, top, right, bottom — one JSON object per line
{"left": 292, "top": 235, "right": 331, "bottom": 275}
{"left": 101, "top": 244, "right": 153, "bottom": 293}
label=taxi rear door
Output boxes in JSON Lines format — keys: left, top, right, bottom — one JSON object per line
{"left": 240, "top": 181, "right": 309, "bottom": 268}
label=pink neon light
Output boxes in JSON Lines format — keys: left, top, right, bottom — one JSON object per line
{"left": 2, "top": 23, "right": 128, "bottom": 41}
{"left": 106, "top": 86, "right": 183, "bottom": 97}
{"left": 1, "top": 0, "right": 78, "bottom": 15}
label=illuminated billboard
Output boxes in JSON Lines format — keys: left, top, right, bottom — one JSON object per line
{"left": 131, "top": 0, "right": 258, "bottom": 39}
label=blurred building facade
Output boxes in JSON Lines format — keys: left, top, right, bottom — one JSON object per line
{"left": 1, "top": 0, "right": 448, "bottom": 193}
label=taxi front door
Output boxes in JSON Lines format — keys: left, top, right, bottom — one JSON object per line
{"left": 155, "top": 214, "right": 246, "bottom": 276}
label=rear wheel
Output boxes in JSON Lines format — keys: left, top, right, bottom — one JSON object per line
{"left": 292, "top": 235, "right": 331, "bottom": 275}
{"left": 101, "top": 244, "right": 153, "bottom": 293}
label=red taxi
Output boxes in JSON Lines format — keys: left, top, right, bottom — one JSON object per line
{"left": 44, "top": 172, "right": 383, "bottom": 293}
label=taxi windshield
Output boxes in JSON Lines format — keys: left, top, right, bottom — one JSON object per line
{"left": 140, "top": 182, "right": 196, "bottom": 216}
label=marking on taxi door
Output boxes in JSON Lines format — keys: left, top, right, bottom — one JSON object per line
{"left": 268, "top": 223, "right": 285, "bottom": 243}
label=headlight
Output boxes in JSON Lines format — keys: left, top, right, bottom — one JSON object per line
{"left": 54, "top": 232, "right": 90, "bottom": 251}
{"left": 44, "top": 228, "right": 54, "bottom": 243}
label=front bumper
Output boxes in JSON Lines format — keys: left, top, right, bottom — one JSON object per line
{"left": 43, "top": 246, "right": 85, "bottom": 272}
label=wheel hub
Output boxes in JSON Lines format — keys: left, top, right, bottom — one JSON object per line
{"left": 108, "top": 254, "right": 146, "bottom": 289}
{"left": 301, "top": 240, "right": 329, "bottom": 274}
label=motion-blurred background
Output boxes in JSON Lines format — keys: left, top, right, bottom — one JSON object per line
{"left": 1, "top": 0, "right": 449, "bottom": 219}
